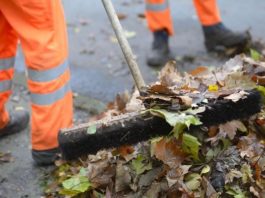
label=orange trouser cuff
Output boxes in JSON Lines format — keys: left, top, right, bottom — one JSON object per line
{"left": 193, "top": 0, "right": 221, "bottom": 26}
{"left": 31, "top": 91, "right": 73, "bottom": 150}
{"left": 145, "top": 0, "right": 174, "bottom": 35}
{"left": 0, "top": 106, "right": 9, "bottom": 129}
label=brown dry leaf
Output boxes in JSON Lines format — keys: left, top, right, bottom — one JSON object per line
{"left": 249, "top": 186, "right": 261, "bottom": 198}
{"left": 0, "top": 152, "right": 14, "bottom": 164}
{"left": 212, "top": 71, "right": 225, "bottom": 87}
{"left": 144, "top": 181, "right": 168, "bottom": 198}
{"left": 252, "top": 75, "right": 265, "bottom": 86}
{"left": 115, "top": 162, "right": 131, "bottom": 192}
{"left": 254, "top": 163, "right": 262, "bottom": 181}
{"left": 115, "top": 92, "right": 130, "bottom": 111}
{"left": 159, "top": 60, "right": 182, "bottom": 87}
{"left": 137, "top": 13, "right": 145, "bottom": 19}
{"left": 223, "top": 72, "right": 256, "bottom": 90}
{"left": 125, "top": 89, "right": 143, "bottom": 112}
{"left": 177, "top": 96, "right": 193, "bottom": 106}
{"left": 243, "top": 56, "right": 265, "bottom": 71}
{"left": 223, "top": 90, "right": 248, "bottom": 102}
{"left": 258, "top": 157, "right": 265, "bottom": 172}
{"left": 202, "top": 176, "right": 218, "bottom": 198}
{"left": 219, "top": 120, "right": 246, "bottom": 140}
{"left": 208, "top": 126, "right": 218, "bottom": 137}
{"left": 237, "top": 132, "right": 265, "bottom": 159}
{"left": 116, "top": 145, "right": 136, "bottom": 162}
{"left": 188, "top": 66, "right": 209, "bottom": 76}
{"left": 87, "top": 160, "right": 115, "bottom": 188}
{"left": 207, "top": 127, "right": 227, "bottom": 144}
{"left": 149, "top": 83, "right": 174, "bottom": 95}
{"left": 225, "top": 169, "right": 242, "bottom": 184}
{"left": 153, "top": 138, "right": 186, "bottom": 168}
{"left": 222, "top": 55, "right": 244, "bottom": 72}
{"left": 86, "top": 151, "right": 115, "bottom": 188}
{"left": 138, "top": 167, "right": 163, "bottom": 188}
{"left": 88, "top": 150, "right": 111, "bottom": 163}
{"left": 166, "top": 165, "right": 191, "bottom": 187}
{"left": 117, "top": 13, "right": 127, "bottom": 20}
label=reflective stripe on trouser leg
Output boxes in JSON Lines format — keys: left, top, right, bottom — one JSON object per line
{"left": 145, "top": 0, "right": 174, "bottom": 35}
{"left": 0, "top": 10, "right": 17, "bottom": 129}
{"left": 0, "top": 57, "right": 15, "bottom": 128}
{"left": 193, "top": 0, "right": 221, "bottom": 26}
{"left": 28, "top": 60, "right": 73, "bottom": 150}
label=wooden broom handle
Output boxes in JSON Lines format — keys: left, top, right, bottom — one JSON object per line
{"left": 101, "top": 0, "right": 146, "bottom": 91}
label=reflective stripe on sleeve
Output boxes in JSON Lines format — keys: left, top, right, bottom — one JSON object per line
{"left": 30, "top": 81, "right": 71, "bottom": 106}
{"left": 28, "top": 60, "right": 69, "bottom": 82}
{"left": 146, "top": 0, "right": 169, "bottom": 11}
{"left": 0, "top": 57, "right": 15, "bottom": 70}
{"left": 0, "top": 80, "right": 12, "bottom": 92}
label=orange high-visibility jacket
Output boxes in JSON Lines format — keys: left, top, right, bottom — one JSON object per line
{"left": 145, "top": 0, "right": 221, "bottom": 35}
{"left": 0, "top": 0, "right": 73, "bottom": 151}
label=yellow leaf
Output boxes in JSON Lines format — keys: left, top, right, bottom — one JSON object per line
{"left": 208, "top": 84, "right": 218, "bottom": 92}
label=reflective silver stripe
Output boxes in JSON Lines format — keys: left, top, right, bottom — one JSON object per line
{"left": 28, "top": 60, "right": 69, "bottom": 82}
{"left": 30, "top": 81, "right": 71, "bottom": 106}
{"left": 0, "top": 57, "right": 15, "bottom": 70}
{"left": 0, "top": 80, "right": 12, "bottom": 92}
{"left": 146, "top": 0, "right": 169, "bottom": 11}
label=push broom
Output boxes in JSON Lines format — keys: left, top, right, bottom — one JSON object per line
{"left": 58, "top": 0, "right": 262, "bottom": 160}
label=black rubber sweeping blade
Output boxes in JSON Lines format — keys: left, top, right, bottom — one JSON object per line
{"left": 58, "top": 89, "right": 262, "bottom": 160}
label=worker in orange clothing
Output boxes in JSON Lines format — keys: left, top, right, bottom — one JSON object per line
{"left": 145, "top": 0, "right": 250, "bottom": 66}
{"left": 0, "top": 0, "right": 73, "bottom": 165}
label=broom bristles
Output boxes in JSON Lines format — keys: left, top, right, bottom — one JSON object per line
{"left": 59, "top": 89, "right": 262, "bottom": 160}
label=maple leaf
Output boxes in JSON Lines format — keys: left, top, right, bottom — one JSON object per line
{"left": 166, "top": 165, "right": 191, "bottom": 188}
{"left": 152, "top": 138, "right": 186, "bottom": 168}
{"left": 219, "top": 120, "right": 247, "bottom": 140}
{"left": 159, "top": 60, "right": 182, "bottom": 87}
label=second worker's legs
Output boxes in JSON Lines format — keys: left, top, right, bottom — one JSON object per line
{"left": 193, "top": 0, "right": 250, "bottom": 54}
{"left": 145, "top": 0, "right": 175, "bottom": 67}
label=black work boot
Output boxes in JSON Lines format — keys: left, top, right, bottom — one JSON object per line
{"left": 0, "top": 109, "right": 29, "bottom": 138}
{"left": 147, "top": 29, "right": 174, "bottom": 67}
{"left": 32, "top": 148, "right": 60, "bottom": 166}
{"left": 203, "top": 22, "right": 250, "bottom": 55}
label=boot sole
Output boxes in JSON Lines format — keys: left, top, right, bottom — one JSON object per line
{"left": 206, "top": 41, "right": 249, "bottom": 56}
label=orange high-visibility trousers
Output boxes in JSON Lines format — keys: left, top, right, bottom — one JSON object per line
{"left": 145, "top": 0, "right": 221, "bottom": 35}
{"left": 0, "top": 0, "right": 73, "bottom": 151}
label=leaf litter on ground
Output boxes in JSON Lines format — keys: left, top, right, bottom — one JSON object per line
{"left": 44, "top": 54, "right": 265, "bottom": 197}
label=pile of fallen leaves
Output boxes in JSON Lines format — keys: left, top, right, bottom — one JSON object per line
{"left": 44, "top": 53, "right": 265, "bottom": 198}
